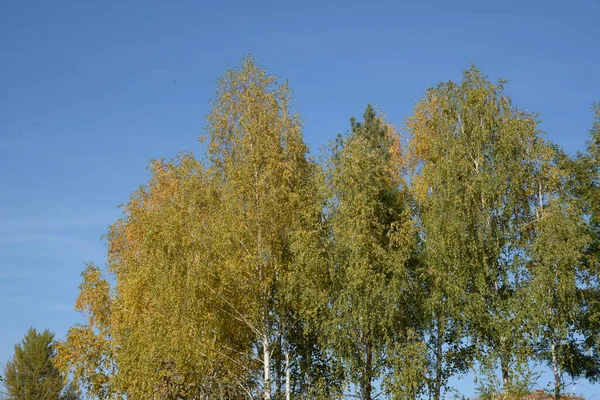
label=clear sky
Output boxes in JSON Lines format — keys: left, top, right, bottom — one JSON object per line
{"left": 1, "top": 0, "right": 599, "bottom": 397}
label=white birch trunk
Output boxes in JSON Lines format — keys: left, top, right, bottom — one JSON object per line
{"left": 551, "top": 342, "right": 561, "bottom": 400}
{"left": 263, "top": 334, "right": 271, "bottom": 400}
{"left": 285, "top": 344, "right": 291, "bottom": 400}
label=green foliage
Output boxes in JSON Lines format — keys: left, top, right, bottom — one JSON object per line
{"left": 407, "top": 65, "right": 572, "bottom": 398}
{"left": 566, "top": 103, "right": 600, "bottom": 384}
{"left": 475, "top": 363, "right": 540, "bottom": 400}
{"left": 325, "top": 105, "right": 422, "bottom": 399}
{"left": 52, "top": 57, "right": 599, "bottom": 400}
{"left": 578, "top": 104, "right": 600, "bottom": 272}
{"left": 3, "top": 328, "right": 80, "bottom": 400}
{"left": 56, "top": 57, "right": 332, "bottom": 400}
{"left": 206, "top": 55, "right": 328, "bottom": 399}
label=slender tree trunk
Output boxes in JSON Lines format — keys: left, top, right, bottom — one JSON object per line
{"left": 551, "top": 342, "right": 561, "bottom": 400}
{"left": 500, "top": 355, "right": 510, "bottom": 389}
{"left": 284, "top": 343, "right": 291, "bottom": 400}
{"left": 362, "top": 338, "right": 373, "bottom": 400}
{"left": 275, "top": 333, "right": 282, "bottom": 399}
{"left": 433, "top": 313, "right": 444, "bottom": 400}
{"left": 263, "top": 334, "right": 271, "bottom": 400}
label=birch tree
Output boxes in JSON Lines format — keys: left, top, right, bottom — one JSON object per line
{"left": 578, "top": 104, "right": 600, "bottom": 383}
{"left": 205, "top": 56, "right": 318, "bottom": 399}
{"left": 554, "top": 103, "right": 600, "bottom": 388}
{"left": 407, "top": 66, "right": 553, "bottom": 397}
{"left": 56, "top": 57, "right": 327, "bottom": 399}
{"left": 57, "top": 154, "right": 255, "bottom": 399}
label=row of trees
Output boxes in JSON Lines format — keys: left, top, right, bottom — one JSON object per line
{"left": 52, "top": 58, "right": 599, "bottom": 399}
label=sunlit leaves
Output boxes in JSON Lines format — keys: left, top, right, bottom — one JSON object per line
{"left": 53, "top": 58, "right": 599, "bottom": 400}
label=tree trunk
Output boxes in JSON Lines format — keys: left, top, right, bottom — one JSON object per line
{"left": 362, "top": 338, "right": 373, "bottom": 400}
{"left": 433, "top": 313, "right": 444, "bottom": 400}
{"left": 551, "top": 342, "right": 561, "bottom": 400}
{"left": 275, "top": 334, "right": 282, "bottom": 399}
{"left": 500, "top": 355, "right": 510, "bottom": 389}
{"left": 263, "top": 334, "right": 271, "bottom": 400}
{"left": 284, "top": 344, "right": 291, "bottom": 400}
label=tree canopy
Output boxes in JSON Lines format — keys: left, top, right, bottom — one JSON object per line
{"left": 48, "top": 57, "right": 600, "bottom": 400}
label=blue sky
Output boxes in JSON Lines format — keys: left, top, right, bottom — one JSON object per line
{"left": 1, "top": 0, "right": 599, "bottom": 397}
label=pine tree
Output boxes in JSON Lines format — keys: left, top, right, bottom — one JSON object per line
{"left": 326, "top": 105, "right": 421, "bottom": 399}
{"left": 4, "top": 328, "right": 79, "bottom": 400}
